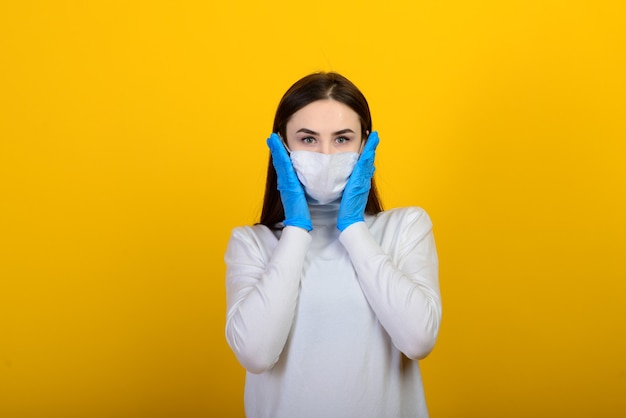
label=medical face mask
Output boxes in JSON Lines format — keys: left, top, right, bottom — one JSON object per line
{"left": 289, "top": 151, "right": 359, "bottom": 205}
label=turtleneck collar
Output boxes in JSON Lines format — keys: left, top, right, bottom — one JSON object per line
{"left": 308, "top": 199, "right": 340, "bottom": 228}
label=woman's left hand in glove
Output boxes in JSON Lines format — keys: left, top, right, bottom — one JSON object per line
{"left": 337, "top": 131, "right": 380, "bottom": 232}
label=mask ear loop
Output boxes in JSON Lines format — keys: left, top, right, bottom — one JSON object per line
{"left": 359, "top": 131, "right": 370, "bottom": 154}
{"left": 277, "top": 133, "right": 291, "bottom": 154}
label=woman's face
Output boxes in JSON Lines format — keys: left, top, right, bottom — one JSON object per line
{"left": 284, "top": 99, "right": 363, "bottom": 154}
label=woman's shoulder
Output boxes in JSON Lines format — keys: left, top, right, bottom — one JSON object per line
{"left": 366, "top": 206, "right": 434, "bottom": 239}
{"left": 370, "top": 206, "right": 432, "bottom": 227}
{"left": 229, "top": 223, "right": 281, "bottom": 243}
{"left": 225, "top": 224, "right": 282, "bottom": 261}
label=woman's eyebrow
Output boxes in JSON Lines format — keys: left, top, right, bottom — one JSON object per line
{"left": 333, "top": 129, "right": 356, "bottom": 135}
{"left": 295, "top": 128, "right": 356, "bottom": 135}
{"left": 296, "top": 128, "right": 319, "bottom": 135}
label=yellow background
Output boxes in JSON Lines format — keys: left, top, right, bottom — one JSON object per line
{"left": 1, "top": 1, "right": 625, "bottom": 417}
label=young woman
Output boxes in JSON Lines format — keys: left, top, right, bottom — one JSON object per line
{"left": 225, "top": 72, "right": 441, "bottom": 417}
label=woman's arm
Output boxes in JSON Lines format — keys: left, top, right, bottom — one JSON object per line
{"left": 225, "top": 226, "right": 311, "bottom": 373}
{"left": 339, "top": 208, "right": 441, "bottom": 360}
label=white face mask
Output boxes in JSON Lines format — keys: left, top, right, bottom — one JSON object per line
{"left": 290, "top": 151, "right": 359, "bottom": 205}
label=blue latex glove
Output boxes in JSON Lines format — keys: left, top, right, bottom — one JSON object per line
{"left": 267, "top": 133, "right": 312, "bottom": 231}
{"left": 337, "top": 131, "right": 380, "bottom": 232}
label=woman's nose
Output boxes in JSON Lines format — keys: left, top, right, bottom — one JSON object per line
{"left": 319, "top": 141, "right": 332, "bottom": 154}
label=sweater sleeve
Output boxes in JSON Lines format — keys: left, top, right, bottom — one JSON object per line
{"left": 225, "top": 225, "right": 312, "bottom": 373}
{"left": 339, "top": 209, "right": 441, "bottom": 360}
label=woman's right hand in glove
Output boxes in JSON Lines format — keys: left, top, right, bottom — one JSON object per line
{"left": 267, "top": 133, "right": 312, "bottom": 231}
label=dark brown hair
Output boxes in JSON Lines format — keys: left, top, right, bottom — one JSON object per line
{"left": 260, "top": 72, "right": 383, "bottom": 228}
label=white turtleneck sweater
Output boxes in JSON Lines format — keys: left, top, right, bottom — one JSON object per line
{"left": 225, "top": 202, "right": 441, "bottom": 418}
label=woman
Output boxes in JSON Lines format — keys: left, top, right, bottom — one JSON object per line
{"left": 225, "top": 72, "right": 441, "bottom": 417}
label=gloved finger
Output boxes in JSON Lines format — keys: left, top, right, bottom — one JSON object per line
{"left": 356, "top": 131, "right": 379, "bottom": 171}
{"left": 267, "top": 132, "right": 302, "bottom": 193}
{"left": 361, "top": 131, "right": 380, "bottom": 158}
{"left": 267, "top": 133, "right": 290, "bottom": 167}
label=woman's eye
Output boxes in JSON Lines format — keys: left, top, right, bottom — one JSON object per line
{"left": 302, "top": 137, "right": 316, "bottom": 144}
{"left": 335, "top": 136, "right": 350, "bottom": 144}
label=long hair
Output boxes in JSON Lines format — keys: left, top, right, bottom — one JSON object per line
{"left": 260, "top": 72, "right": 383, "bottom": 228}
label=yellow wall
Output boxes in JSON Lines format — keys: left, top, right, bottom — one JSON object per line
{"left": 1, "top": 1, "right": 624, "bottom": 417}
